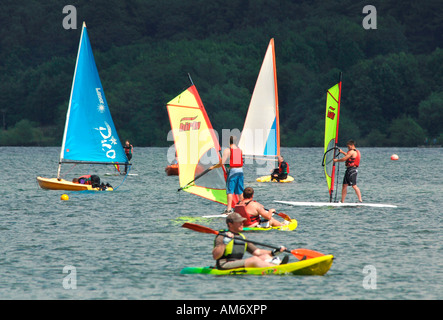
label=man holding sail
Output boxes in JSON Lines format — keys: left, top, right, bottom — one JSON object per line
{"left": 333, "top": 140, "right": 362, "bottom": 203}
{"left": 210, "top": 136, "right": 244, "bottom": 214}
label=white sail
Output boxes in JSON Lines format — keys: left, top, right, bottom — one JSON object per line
{"left": 238, "top": 38, "right": 280, "bottom": 158}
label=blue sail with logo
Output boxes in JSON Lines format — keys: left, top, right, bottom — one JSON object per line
{"left": 60, "top": 22, "right": 127, "bottom": 166}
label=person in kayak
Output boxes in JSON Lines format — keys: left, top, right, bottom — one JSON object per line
{"left": 212, "top": 212, "right": 289, "bottom": 269}
{"left": 333, "top": 140, "right": 362, "bottom": 203}
{"left": 271, "top": 155, "right": 289, "bottom": 182}
{"left": 210, "top": 136, "right": 244, "bottom": 214}
{"left": 236, "top": 187, "right": 287, "bottom": 228}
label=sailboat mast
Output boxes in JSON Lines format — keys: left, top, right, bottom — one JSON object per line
{"left": 330, "top": 72, "right": 342, "bottom": 202}
{"left": 271, "top": 38, "right": 280, "bottom": 157}
{"left": 57, "top": 22, "right": 86, "bottom": 179}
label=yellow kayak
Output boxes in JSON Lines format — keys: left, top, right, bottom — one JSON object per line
{"left": 180, "top": 254, "right": 333, "bottom": 276}
{"left": 36, "top": 177, "right": 113, "bottom": 191}
{"left": 243, "top": 219, "right": 297, "bottom": 231}
{"left": 256, "top": 175, "right": 294, "bottom": 183}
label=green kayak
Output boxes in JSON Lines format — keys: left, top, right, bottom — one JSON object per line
{"left": 180, "top": 254, "right": 333, "bottom": 276}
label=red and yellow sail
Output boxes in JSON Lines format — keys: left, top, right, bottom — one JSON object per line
{"left": 166, "top": 85, "right": 228, "bottom": 204}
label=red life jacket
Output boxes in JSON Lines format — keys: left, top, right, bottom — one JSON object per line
{"left": 234, "top": 201, "right": 258, "bottom": 227}
{"left": 346, "top": 149, "right": 361, "bottom": 167}
{"left": 279, "top": 161, "right": 289, "bottom": 174}
{"left": 229, "top": 148, "right": 243, "bottom": 168}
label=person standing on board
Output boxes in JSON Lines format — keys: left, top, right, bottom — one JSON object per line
{"left": 236, "top": 187, "right": 287, "bottom": 227}
{"left": 123, "top": 140, "right": 133, "bottom": 173}
{"left": 212, "top": 212, "right": 289, "bottom": 270}
{"left": 211, "top": 136, "right": 244, "bottom": 214}
{"left": 333, "top": 140, "right": 362, "bottom": 203}
{"left": 271, "top": 155, "right": 289, "bottom": 182}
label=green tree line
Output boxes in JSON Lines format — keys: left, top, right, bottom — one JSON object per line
{"left": 0, "top": 0, "right": 442, "bottom": 147}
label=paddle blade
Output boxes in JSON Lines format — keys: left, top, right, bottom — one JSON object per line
{"left": 276, "top": 212, "right": 291, "bottom": 221}
{"left": 182, "top": 223, "right": 219, "bottom": 235}
{"left": 290, "top": 248, "right": 325, "bottom": 260}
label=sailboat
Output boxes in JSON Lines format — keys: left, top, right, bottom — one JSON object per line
{"left": 238, "top": 38, "right": 293, "bottom": 183}
{"left": 275, "top": 73, "right": 397, "bottom": 208}
{"left": 36, "top": 22, "right": 129, "bottom": 191}
{"left": 166, "top": 78, "right": 230, "bottom": 205}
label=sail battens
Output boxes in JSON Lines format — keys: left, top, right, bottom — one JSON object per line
{"left": 327, "top": 90, "right": 339, "bottom": 103}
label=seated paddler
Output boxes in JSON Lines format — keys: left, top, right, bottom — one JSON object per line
{"left": 235, "top": 187, "right": 287, "bottom": 228}
{"left": 212, "top": 212, "right": 289, "bottom": 270}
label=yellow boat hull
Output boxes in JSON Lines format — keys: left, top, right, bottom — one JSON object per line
{"left": 256, "top": 175, "right": 294, "bottom": 183}
{"left": 36, "top": 177, "right": 113, "bottom": 191}
{"left": 180, "top": 254, "right": 334, "bottom": 276}
{"left": 243, "top": 219, "right": 297, "bottom": 231}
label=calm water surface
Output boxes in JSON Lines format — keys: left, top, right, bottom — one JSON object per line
{"left": 0, "top": 147, "right": 441, "bottom": 299}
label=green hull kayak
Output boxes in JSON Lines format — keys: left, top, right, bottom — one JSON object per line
{"left": 180, "top": 254, "right": 333, "bottom": 276}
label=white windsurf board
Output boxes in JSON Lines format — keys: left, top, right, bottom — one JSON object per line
{"left": 275, "top": 200, "right": 397, "bottom": 208}
{"left": 202, "top": 214, "right": 228, "bottom": 218}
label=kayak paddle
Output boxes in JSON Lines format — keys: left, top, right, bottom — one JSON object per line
{"left": 264, "top": 208, "right": 291, "bottom": 222}
{"left": 182, "top": 222, "right": 324, "bottom": 260}
{"left": 276, "top": 212, "right": 292, "bottom": 221}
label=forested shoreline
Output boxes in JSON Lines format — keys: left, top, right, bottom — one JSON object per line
{"left": 0, "top": 0, "right": 442, "bottom": 147}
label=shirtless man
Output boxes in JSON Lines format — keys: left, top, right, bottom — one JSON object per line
{"left": 236, "top": 187, "right": 285, "bottom": 227}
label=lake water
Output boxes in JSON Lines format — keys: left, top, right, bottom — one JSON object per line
{"left": 0, "top": 147, "right": 441, "bottom": 300}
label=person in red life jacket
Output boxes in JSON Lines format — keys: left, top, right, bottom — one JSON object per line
{"left": 124, "top": 140, "right": 133, "bottom": 173}
{"left": 236, "top": 187, "right": 288, "bottom": 228}
{"left": 333, "top": 140, "right": 362, "bottom": 203}
{"left": 271, "top": 155, "right": 289, "bottom": 182}
{"left": 210, "top": 136, "right": 244, "bottom": 214}
{"left": 212, "top": 212, "right": 289, "bottom": 270}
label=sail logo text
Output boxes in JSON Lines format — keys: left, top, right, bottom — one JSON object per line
{"left": 96, "top": 88, "right": 106, "bottom": 113}
{"left": 327, "top": 106, "right": 336, "bottom": 120}
{"left": 179, "top": 116, "right": 201, "bottom": 131}
{"left": 95, "top": 121, "right": 118, "bottom": 159}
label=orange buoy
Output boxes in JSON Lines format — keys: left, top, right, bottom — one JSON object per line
{"left": 61, "top": 194, "right": 69, "bottom": 201}
{"left": 391, "top": 154, "right": 399, "bottom": 161}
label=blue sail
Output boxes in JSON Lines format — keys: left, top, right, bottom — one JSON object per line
{"left": 263, "top": 118, "right": 277, "bottom": 156}
{"left": 60, "top": 23, "right": 127, "bottom": 164}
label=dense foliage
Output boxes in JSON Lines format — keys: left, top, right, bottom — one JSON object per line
{"left": 0, "top": 0, "right": 442, "bottom": 147}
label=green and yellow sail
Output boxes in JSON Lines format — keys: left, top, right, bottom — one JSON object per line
{"left": 323, "top": 73, "right": 342, "bottom": 202}
{"left": 166, "top": 85, "right": 228, "bottom": 205}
